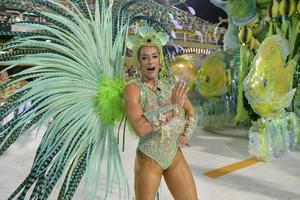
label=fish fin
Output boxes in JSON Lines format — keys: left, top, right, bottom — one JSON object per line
{"left": 274, "top": 35, "right": 291, "bottom": 61}
{"left": 285, "top": 59, "right": 297, "bottom": 70}
{"left": 275, "top": 89, "right": 296, "bottom": 109}
{"left": 261, "top": 35, "right": 291, "bottom": 61}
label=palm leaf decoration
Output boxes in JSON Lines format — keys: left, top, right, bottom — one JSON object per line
{"left": 0, "top": 0, "right": 187, "bottom": 199}
{"left": 1, "top": 1, "right": 130, "bottom": 199}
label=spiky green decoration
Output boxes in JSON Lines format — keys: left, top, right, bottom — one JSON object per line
{"left": 0, "top": 0, "right": 130, "bottom": 198}
{"left": 96, "top": 77, "right": 125, "bottom": 125}
{"left": 249, "top": 112, "right": 299, "bottom": 161}
{"left": 0, "top": 0, "right": 186, "bottom": 199}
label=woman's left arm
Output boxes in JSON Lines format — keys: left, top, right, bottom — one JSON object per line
{"left": 177, "top": 96, "right": 196, "bottom": 148}
{"left": 182, "top": 96, "right": 195, "bottom": 119}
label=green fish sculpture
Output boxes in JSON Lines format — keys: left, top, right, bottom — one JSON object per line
{"left": 244, "top": 35, "right": 297, "bottom": 118}
{"left": 197, "top": 50, "right": 231, "bottom": 97}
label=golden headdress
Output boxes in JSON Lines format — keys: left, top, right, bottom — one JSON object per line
{"left": 126, "top": 25, "right": 169, "bottom": 66}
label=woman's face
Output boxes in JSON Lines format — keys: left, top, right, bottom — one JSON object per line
{"left": 138, "top": 46, "right": 160, "bottom": 81}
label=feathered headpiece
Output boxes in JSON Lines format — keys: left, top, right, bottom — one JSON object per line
{"left": 126, "top": 25, "right": 169, "bottom": 66}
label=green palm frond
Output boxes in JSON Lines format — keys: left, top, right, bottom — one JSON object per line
{"left": 0, "top": 0, "right": 184, "bottom": 199}
{"left": 1, "top": 0, "right": 129, "bottom": 199}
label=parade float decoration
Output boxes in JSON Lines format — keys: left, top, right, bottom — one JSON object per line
{"left": 211, "top": 0, "right": 300, "bottom": 160}
{"left": 195, "top": 50, "right": 235, "bottom": 128}
{"left": 170, "top": 56, "right": 197, "bottom": 91}
{"left": 244, "top": 35, "right": 299, "bottom": 160}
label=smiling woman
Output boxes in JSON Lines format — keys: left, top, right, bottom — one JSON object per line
{"left": 139, "top": 46, "right": 160, "bottom": 81}
{"left": 124, "top": 26, "right": 198, "bottom": 200}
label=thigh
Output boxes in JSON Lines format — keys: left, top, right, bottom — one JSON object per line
{"left": 163, "top": 148, "right": 198, "bottom": 200}
{"left": 134, "top": 150, "right": 163, "bottom": 200}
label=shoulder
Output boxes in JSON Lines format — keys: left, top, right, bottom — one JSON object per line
{"left": 124, "top": 79, "right": 141, "bottom": 100}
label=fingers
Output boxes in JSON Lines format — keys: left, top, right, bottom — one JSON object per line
{"left": 172, "top": 83, "right": 179, "bottom": 104}
{"left": 172, "top": 81, "right": 187, "bottom": 106}
{"left": 177, "top": 137, "right": 191, "bottom": 148}
{"left": 172, "top": 83, "right": 178, "bottom": 97}
{"left": 174, "top": 82, "right": 181, "bottom": 98}
{"left": 178, "top": 82, "right": 186, "bottom": 107}
{"left": 178, "top": 81, "right": 186, "bottom": 98}
{"left": 178, "top": 140, "right": 190, "bottom": 148}
{"left": 179, "top": 81, "right": 186, "bottom": 95}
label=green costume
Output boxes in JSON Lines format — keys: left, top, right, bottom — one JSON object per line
{"left": 128, "top": 79, "right": 186, "bottom": 169}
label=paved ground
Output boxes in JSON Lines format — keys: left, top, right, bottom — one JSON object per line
{"left": 0, "top": 125, "right": 300, "bottom": 200}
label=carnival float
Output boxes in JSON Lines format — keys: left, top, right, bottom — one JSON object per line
{"left": 0, "top": 4, "right": 299, "bottom": 199}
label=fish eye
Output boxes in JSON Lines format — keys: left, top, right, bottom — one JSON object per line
{"left": 262, "top": 79, "right": 267, "bottom": 88}
{"left": 205, "top": 76, "right": 210, "bottom": 82}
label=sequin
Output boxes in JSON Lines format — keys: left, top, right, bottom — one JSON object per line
{"left": 128, "top": 79, "right": 186, "bottom": 169}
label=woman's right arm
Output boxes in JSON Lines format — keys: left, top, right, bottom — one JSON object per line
{"left": 124, "top": 83, "right": 155, "bottom": 137}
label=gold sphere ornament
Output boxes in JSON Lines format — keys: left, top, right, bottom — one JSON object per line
{"left": 170, "top": 57, "right": 197, "bottom": 92}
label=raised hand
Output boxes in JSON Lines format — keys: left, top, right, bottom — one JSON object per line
{"left": 171, "top": 81, "right": 187, "bottom": 107}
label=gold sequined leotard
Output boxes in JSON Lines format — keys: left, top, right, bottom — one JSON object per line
{"left": 128, "top": 79, "right": 186, "bottom": 169}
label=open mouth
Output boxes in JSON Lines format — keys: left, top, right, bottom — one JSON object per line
{"left": 147, "top": 67, "right": 155, "bottom": 71}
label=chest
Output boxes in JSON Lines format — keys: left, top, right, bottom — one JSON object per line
{"left": 140, "top": 81, "right": 173, "bottom": 111}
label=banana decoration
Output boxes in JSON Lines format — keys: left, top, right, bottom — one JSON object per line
{"left": 251, "top": 19, "right": 266, "bottom": 36}
{"left": 249, "top": 37, "right": 260, "bottom": 49}
{"left": 238, "top": 26, "right": 261, "bottom": 50}
{"left": 277, "top": 0, "right": 296, "bottom": 37}
{"left": 278, "top": 0, "right": 296, "bottom": 17}
{"left": 267, "top": 0, "right": 279, "bottom": 19}
{"left": 245, "top": 16, "right": 269, "bottom": 42}
{"left": 238, "top": 26, "right": 253, "bottom": 44}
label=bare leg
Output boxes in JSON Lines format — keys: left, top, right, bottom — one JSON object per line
{"left": 134, "top": 150, "right": 163, "bottom": 200}
{"left": 163, "top": 148, "right": 198, "bottom": 200}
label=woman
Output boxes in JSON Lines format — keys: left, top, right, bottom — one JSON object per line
{"left": 124, "top": 27, "right": 198, "bottom": 200}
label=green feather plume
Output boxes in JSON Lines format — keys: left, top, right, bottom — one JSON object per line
{"left": 96, "top": 77, "right": 125, "bottom": 125}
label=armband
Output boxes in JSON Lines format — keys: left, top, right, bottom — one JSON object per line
{"left": 181, "top": 117, "right": 197, "bottom": 138}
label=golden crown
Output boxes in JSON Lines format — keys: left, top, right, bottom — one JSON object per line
{"left": 126, "top": 25, "right": 169, "bottom": 66}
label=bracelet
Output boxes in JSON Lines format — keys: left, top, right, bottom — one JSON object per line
{"left": 174, "top": 105, "right": 180, "bottom": 116}
{"left": 181, "top": 117, "right": 196, "bottom": 138}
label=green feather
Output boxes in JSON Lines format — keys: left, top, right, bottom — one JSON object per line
{"left": 96, "top": 77, "right": 125, "bottom": 125}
